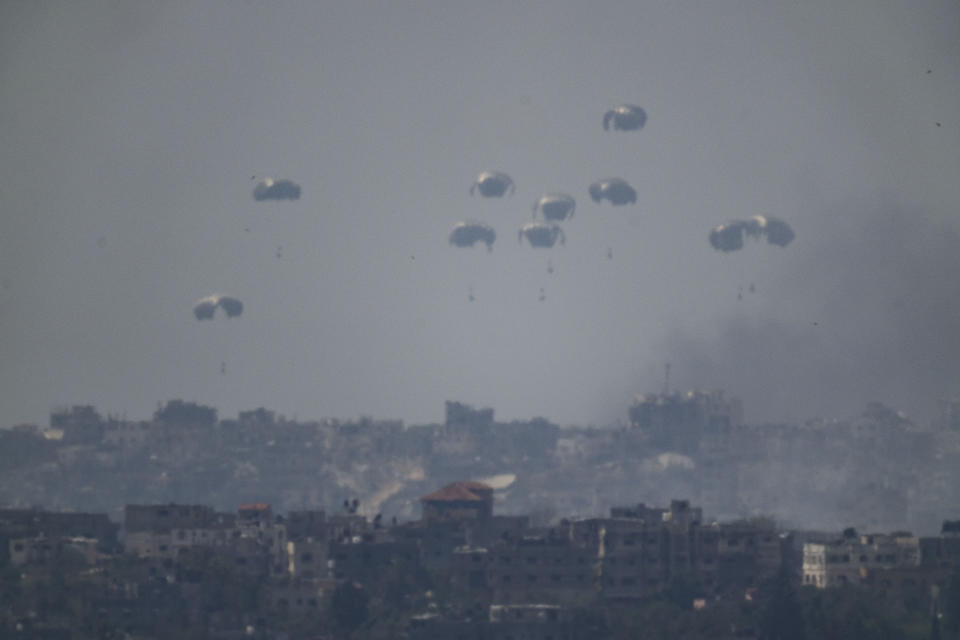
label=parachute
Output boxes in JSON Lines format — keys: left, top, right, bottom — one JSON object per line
{"left": 762, "top": 217, "right": 796, "bottom": 247}
{"left": 603, "top": 104, "right": 647, "bottom": 131}
{"left": 218, "top": 296, "right": 244, "bottom": 318}
{"left": 709, "top": 223, "right": 746, "bottom": 252}
{"left": 193, "top": 294, "right": 244, "bottom": 320}
{"left": 470, "top": 171, "right": 515, "bottom": 198}
{"left": 533, "top": 193, "right": 576, "bottom": 222}
{"left": 450, "top": 222, "right": 496, "bottom": 250}
{"left": 588, "top": 178, "right": 637, "bottom": 205}
{"left": 519, "top": 222, "right": 565, "bottom": 248}
{"left": 193, "top": 296, "right": 219, "bottom": 321}
{"left": 253, "top": 178, "right": 301, "bottom": 201}
{"left": 709, "top": 216, "right": 795, "bottom": 252}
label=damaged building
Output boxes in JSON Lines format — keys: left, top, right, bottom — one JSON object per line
{"left": 629, "top": 390, "right": 743, "bottom": 451}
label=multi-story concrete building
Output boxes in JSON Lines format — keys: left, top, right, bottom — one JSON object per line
{"left": 628, "top": 390, "right": 743, "bottom": 451}
{"left": 9, "top": 535, "right": 100, "bottom": 567}
{"left": 125, "top": 504, "right": 226, "bottom": 559}
{"left": 0, "top": 508, "right": 119, "bottom": 549}
{"left": 286, "top": 538, "right": 330, "bottom": 579}
{"left": 329, "top": 537, "right": 420, "bottom": 582}
{"left": 802, "top": 533, "right": 920, "bottom": 588}
{"left": 486, "top": 535, "right": 595, "bottom": 604}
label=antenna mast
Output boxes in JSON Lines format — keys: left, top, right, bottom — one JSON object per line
{"left": 663, "top": 363, "right": 671, "bottom": 395}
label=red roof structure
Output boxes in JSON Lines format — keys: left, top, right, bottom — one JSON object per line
{"left": 420, "top": 481, "right": 492, "bottom": 503}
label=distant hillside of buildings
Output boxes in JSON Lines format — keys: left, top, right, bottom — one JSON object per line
{"left": 1, "top": 393, "right": 959, "bottom": 538}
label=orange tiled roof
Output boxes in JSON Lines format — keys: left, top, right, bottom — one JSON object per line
{"left": 420, "top": 482, "right": 492, "bottom": 503}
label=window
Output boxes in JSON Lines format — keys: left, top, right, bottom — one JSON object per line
{"left": 527, "top": 575, "right": 537, "bottom": 583}
{"left": 301, "top": 553, "right": 313, "bottom": 563}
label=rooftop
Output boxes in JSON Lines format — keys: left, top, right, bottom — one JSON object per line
{"left": 420, "top": 481, "right": 492, "bottom": 503}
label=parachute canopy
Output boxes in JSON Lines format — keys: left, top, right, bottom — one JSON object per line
{"left": 603, "top": 104, "right": 647, "bottom": 131}
{"left": 708, "top": 224, "right": 745, "bottom": 252}
{"left": 709, "top": 216, "right": 795, "bottom": 252}
{"left": 193, "top": 294, "right": 244, "bottom": 320}
{"left": 471, "top": 171, "right": 515, "bottom": 198}
{"left": 759, "top": 216, "right": 795, "bottom": 247}
{"left": 533, "top": 193, "right": 576, "bottom": 222}
{"left": 450, "top": 221, "right": 496, "bottom": 250}
{"left": 588, "top": 178, "right": 637, "bottom": 205}
{"left": 253, "top": 178, "right": 301, "bottom": 201}
{"left": 218, "top": 296, "right": 243, "bottom": 317}
{"left": 193, "top": 297, "right": 218, "bottom": 320}
{"left": 519, "top": 222, "right": 565, "bottom": 248}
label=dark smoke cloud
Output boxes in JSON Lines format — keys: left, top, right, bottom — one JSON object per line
{"left": 662, "top": 194, "right": 960, "bottom": 425}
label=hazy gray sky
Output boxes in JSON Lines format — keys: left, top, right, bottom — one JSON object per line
{"left": 1, "top": 1, "right": 958, "bottom": 427}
